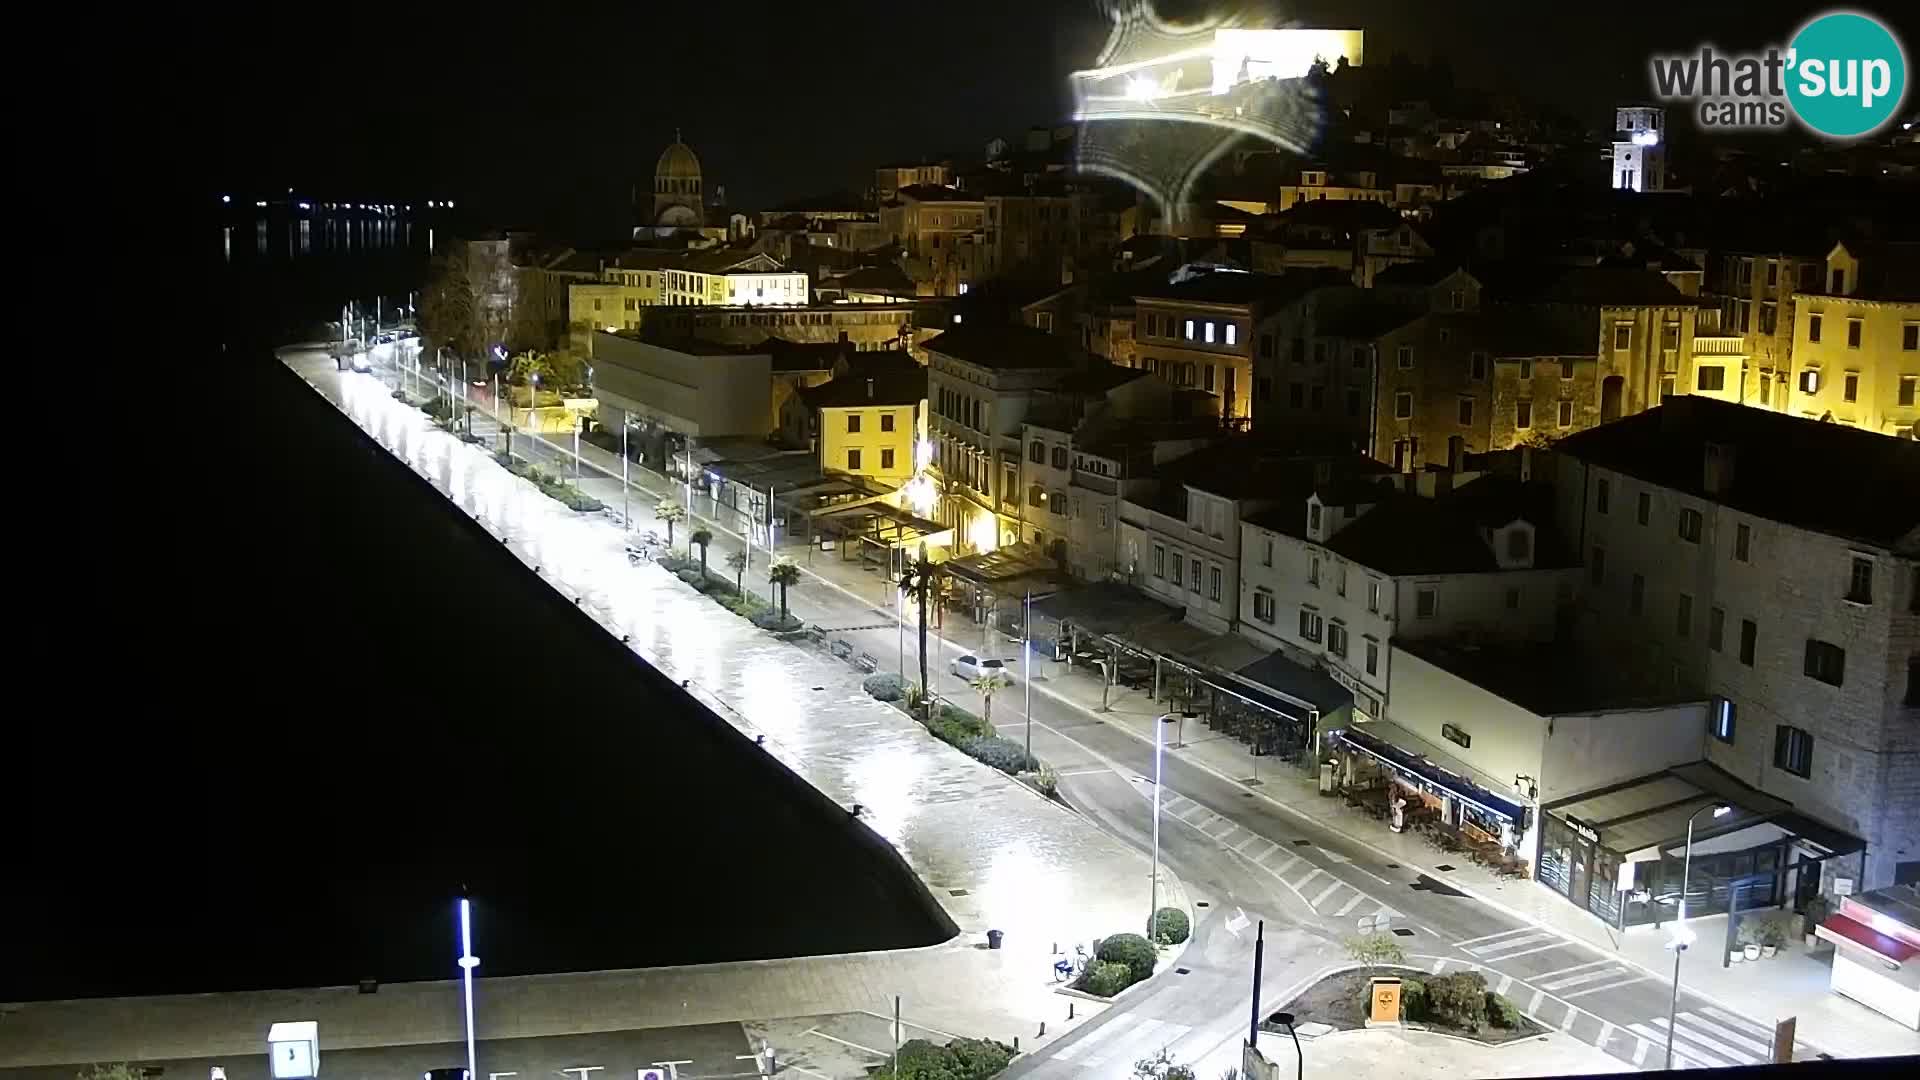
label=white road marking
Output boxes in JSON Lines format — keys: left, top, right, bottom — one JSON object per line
{"left": 1561, "top": 973, "right": 1648, "bottom": 999}
{"left": 1430, "top": 958, "right": 1448, "bottom": 973}
{"left": 1293, "top": 867, "right": 1326, "bottom": 891}
{"left": 1679, "top": 1011, "right": 1771, "bottom": 1058}
{"left": 1539, "top": 966, "right": 1633, "bottom": 992}
{"left": 804, "top": 1030, "right": 889, "bottom": 1058}
{"left": 1455, "top": 926, "right": 1534, "bottom": 949}
{"left": 1333, "top": 893, "right": 1367, "bottom": 917}
{"left": 1484, "top": 941, "right": 1572, "bottom": 963}
{"left": 1233, "top": 833, "right": 1265, "bottom": 854}
{"left": 1534, "top": 957, "right": 1615, "bottom": 985}
{"left": 1311, "top": 881, "right": 1345, "bottom": 908}
{"left": 1596, "top": 1021, "right": 1616, "bottom": 1048}
{"left": 1494, "top": 974, "right": 1513, "bottom": 996}
{"left": 1634, "top": 1021, "right": 1736, "bottom": 1069}
{"left": 1174, "top": 803, "right": 1211, "bottom": 825}
{"left": 1559, "top": 1002, "right": 1579, "bottom": 1031}
{"left": 1527, "top": 989, "right": 1544, "bottom": 1015}
{"left": 1631, "top": 1037, "right": 1650, "bottom": 1067}
{"left": 1696, "top": 1005, "right": 1778, "bottom": 1054}
{"left": 1267, "top": 853, "right": 1301, "bottom": 876}
{"left": 1205, "top": 818, "right": 1241, "bottom": 840}
{"left": 1465, "top": 930, "right": 1556, "bottom": 957}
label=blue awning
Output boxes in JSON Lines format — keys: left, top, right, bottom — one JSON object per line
{"left": 1333, "top": 725, "right": 1526, "bottom": 823}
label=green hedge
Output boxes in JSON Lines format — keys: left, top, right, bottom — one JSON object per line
{"left": 1097, "top": 932, "right": 1157, "bottom": 985}
{"left": 1076, "top": 960, "right": 1134, "bottom": 998}
{"left": 864, "top": 673, "right": 909, "bottom": 702}
{"left": 864, "top": 1037, "right": 1014, "bottom": 1080}
{"left": 1149, "top": 907, "right": 1190, "bottom": 945}
{"left": 959, "top": 735, "right": 1036, "bottom": 775}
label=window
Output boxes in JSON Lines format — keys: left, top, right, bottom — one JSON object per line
{"left": 1365, "top": 640, "right": 1379, "bottom": 675}
{"left": 1558, "top": 400, "right": 1574, "bottom": 427}
{"left": 1029, "top": 440, "right": 1044, "bottom": 463}
{"left": 1507, "top": 529, "right": 1530, "bottom": 560}
{"left": 1184, "top": 319, "right": 1196, "bottom": 340}
{"left": 1734, "top": 523, "right": 1751, "bottom": 562}
{"left": 1450, "top": 289, "right": 1465, "bottom": 310}
{"left": 1309, "top": 555, "right": 1321, "bottom": 585}
{"left": 1799, "top": 369, "right": 1820, "bottom": 394}
{"left": 1739, "top": 618, "right": 1758, "bottom": 666}
{"left": 1328, "top": 621, "right": 1349, "bottom": 659}
{"left": 1259, "top": 332, "right": 1275, "bottom": 358}
{"left": 846, "top": 448, "right": 862, "bottom": 470}
{"left": 1289, "top": 382, "right": 1305, "bottom": 408}
{"left": 1613, "top": 324, "right": 1632, "bottom": 351}
{"left": 1905, "top": 324, "right": 1919, "bottom": 351}
{"left": 1708, "top": 606, "right": 1725, "bottom": 651}
{"left": 1760, "top": 302, "right": 1777, "bottom": 335}
{"left": 1394, "top": 391, "right": 1413, "bottom": 419}
{"left": 1505, "top": 586, "right": 1521, "bottom": 610}
{"left": 1415, "top": 587, "right": 1437, "bottom": 618}
{"left": 1846, "top": 556, "right": 1873, "bottom": 604}
{"left": 1028, "top": 484, "right": 1044, "bottom": 508}
{"left": 1901, "top": 375, "right": 1918, "bottom": 407}
{"left": 1697, "top": 366, "right": 1725, "bottom": 392}
{"left": 847, "top": 414, "right": 862, "bottom": 433}
{"left": 1774, "top": 725, "right": 1814, "bottom": 778}
{"left": 1257, "top": 376, "right": 1273, "bottom": 401}
{"left": 1170, "top": 555, "right": 1182, "bottom": 587}
{"left": 1629, "top": 573, "right": 1645, "bottom": 615}
{"left": 1457, "top": 398, "right": 1474, "bottom": 425}
{"left": 1313, "top": 342, "right": 1327, "bottom": 365}
{"left": 1262, "top": 538, "right": 1273, "bottom": 567}
{"left": 1808, "top": 313, "right": 1822, "bottom": 343}
{"left": 1036, "top": 311, "right": 1053, "bottom": 332}
{"left": 1298, "top": 608, "right": 1324, "bottom": 642}
{"left": 1470, "top": 351, "right": 1488, "bottom": 380}
{"left": 876, "top": 412, "right": 895, "bottom": 434}
{"left": 1596, "top": 477, "right": 1610, "bottom": 514}
{"left": 1397, "top": 345, "right": 1413, "bottom": 369}
{"left": 1520, "top": 358, "right": 1533, "bottom": 380}
{"left": 1678, "top": 508, "right": 1702, "bottom": 543}
{"left": 1336, "top": 565, "right": 1347, "bottom": 597}
{"left": 1516, "top": 400, "right": 1532, "bottom": 429}
{"left": 1052, "top": 446, "right": 1069, "bottom": 469}
{"left": 1846, "top": 319, "right": 1862, "bottom": 348}
{"left": 1804, "top": 639, "right": 1846, "bottom": 687}
{"left": 1204, "top": 321, "right": 1216, "bottom": 344}
{"left": 880, "top": 448, "right": 895, "bottom": 470}
{"left": 1367, "top": 579, "right": 1382, "bottom": 613}
{"left": 1253, "top": 590, "right": 1275, "bottom": 623}
{"left": 1661, "top": 375, "right": 1676, "bottom": 400}
{"left": 1843, "top": 372, "right": 1859, "bottom": 403}
{"left": 1352, "top": 346, "right": 1369, "bottom": 368}
{"left": 1709, "top": 697, "right": 1736, "bottom": 743}
{"left": 1190, "top": 558, "right": 1202, "bottom": 593}
{"left": 1153, "top": 545, "right": 1166, "bottom": 578}
{"left": 1203, "top": 365, "right": 1216, "bottom": 393}
{"left": 1226, "top": 324, "right": 1238, "bottom": 346}
{"left": 1098, "top": 505, "right": 1112, "bottom": 530}
{"left": 1676, "top": 593, "right": 1693, "bottom": 638}
{"left": 1347, "top": 387, "right": 1365, "bottom": 417}
{"left": 1590, "top": 546, "right": 1606, "bottom": 584}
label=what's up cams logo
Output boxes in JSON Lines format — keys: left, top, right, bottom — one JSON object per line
{"left": 1650, "top": 10, "right": 1908, "bottom": 138}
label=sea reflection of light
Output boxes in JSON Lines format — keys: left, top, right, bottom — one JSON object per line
{"left": 845, "top": 742, "right": 929, "bottom": 850}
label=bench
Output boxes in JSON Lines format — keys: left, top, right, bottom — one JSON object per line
{"left": 829, "top": 638, "right": 854, "bottom": 660}
{"left": 854, "top": 653, "right": 880, "bottom": 673}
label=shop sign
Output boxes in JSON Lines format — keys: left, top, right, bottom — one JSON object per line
{"left": 1325, "top": 665, "right": 1381, "bottom": 717}
{"left": 1565, "top": 815, "right": 1600, "bottom": 844}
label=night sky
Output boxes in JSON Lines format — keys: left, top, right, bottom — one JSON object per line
{"left": 156, "top": 0, "right": 1859, "bottom": 236}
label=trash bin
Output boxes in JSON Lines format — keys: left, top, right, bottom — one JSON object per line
{"left": 986, "top": 929, "right": 1004, "bottom": 950}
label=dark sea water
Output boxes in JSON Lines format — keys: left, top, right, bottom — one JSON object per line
{"left": 3, "top": 210, "right": 950, "bottom": 1002}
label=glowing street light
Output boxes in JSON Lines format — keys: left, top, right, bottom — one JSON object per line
{"left": 1149, "top": 711, "right": 1195, "bottom": 941}
{"left": 457, "top": 897, "right": 480, "bottom": 1080}
{"left": 1664, "top": 803, "right": 1731, "bottom": 1069}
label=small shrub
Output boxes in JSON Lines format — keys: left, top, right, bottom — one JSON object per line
{"left": 1076, "top": 959, "right": 1134, "bottom": 997}
{"left": 942, "top": 1037, "right": 1016, "bottom": 1080}
{"left": 751, "top": 611, "right": 802, "bottom": 632}
{"left": 1401, "top": 978, "right": 1428, "bottom": 1021}
{"left": 867, "top": 1037, "right": 1013, "bottom": 1080}
{"left": 676, "top": 567, "right": 708, "bottom": 590}
{"left": 1097, "top": 932, "right": 1158, "bottom": 984}
{"left": 863, "top": 673, "right": 909, "bottom": 702}
{"left": 927, "top": 704, "right": 991, "bottom": 744}
{"left": 1486, "top": 991, "right": 1524, "bottom": 1029}
{"left": 1024, "top": 764, "right": 1059, "bottom": 798}
{"left": 1425, "top": 971, "right": 1489, "bottom": 1032}
{"left": 1342, "top": 932, "right": 1406, "bottom": 975}
{"left": 1149, "top": 907, "right": 1190, "bottom": 945}
{"left": 960, "top": 734, "right": 1036, "bottom": 774}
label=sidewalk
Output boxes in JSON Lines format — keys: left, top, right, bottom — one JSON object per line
{"left": 1195, "top": 1026, "right": 1632, "bottom": 1080}
{"left": 1028, "top": 655, "right": 1920, "bottom": 1061}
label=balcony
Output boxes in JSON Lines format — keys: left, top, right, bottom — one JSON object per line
{"left": 1692, "top": 335, "right": 1747, "bottom": 357}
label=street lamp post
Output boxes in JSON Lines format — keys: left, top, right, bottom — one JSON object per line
{"left": 1022, "top": 588, "right": 1034, "bottom": 766}
{"left": 621, "top": 418, "right": 630, "bottom": 531}
{"left": 1271, "top": 1010, "right": 1302, "bottom": 1080}
{"left": 457, "top": 897, "right": 480, "bottom": 1080}
{"left": 529, "top": 372, "right": 540, "bottom": 434}
{"left": 1149, "top": 712, "right": 1193, "bottom": 942}
{"left": 1664, "top": 803, "right": 1731, "bottom": 1069}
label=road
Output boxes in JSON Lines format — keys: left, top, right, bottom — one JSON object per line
{"left": 355, "top": 349, "right": 1807, "bottom": 1074}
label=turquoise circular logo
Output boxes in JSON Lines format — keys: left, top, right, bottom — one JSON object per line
{"left": 1787, "top": 11, "right": 1907, "bottom": 138}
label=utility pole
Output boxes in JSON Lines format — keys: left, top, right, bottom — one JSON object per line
{"left": 1249, "top": 919, "right": 1265, "bottom": 1047}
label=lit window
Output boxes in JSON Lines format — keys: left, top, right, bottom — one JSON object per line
{"left": 1185, "top": 319, "right": 1196, "bottom": 340}
{"left": 1226, "top": 324, "right": 1238, "bottom": 346}
{"left": 1709, "top": 697, "right": 1735, "bottom": 743}
{"left": 1204, "top": 322, "right": 1216, "bottom": 344}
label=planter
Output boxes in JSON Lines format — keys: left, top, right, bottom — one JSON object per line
{"left": 1762, "top": 945, "right": 1778, "bottom": 959}
{"left": 1730, "top": 950, "right": 1744, "bottom": 963}
{"left": 1744, "top": 944, "right": 1762, "bottom": 961}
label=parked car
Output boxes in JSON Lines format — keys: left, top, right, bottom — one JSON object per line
{"left": 949, "top": 655, "right": 1013, "bottom": 682}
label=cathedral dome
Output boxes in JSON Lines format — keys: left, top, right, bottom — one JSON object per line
{"left": 656, "top": 140, "right": 702, "bottom": 181}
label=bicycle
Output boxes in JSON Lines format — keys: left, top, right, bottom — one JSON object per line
{"left": 1052, "top": 944, "right": 1090, "bottom": 982}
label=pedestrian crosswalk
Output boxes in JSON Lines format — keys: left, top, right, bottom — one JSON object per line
{"left": 1048, "top": 1015, "right": 1194, "bottom": 1070}
{"left": 1626, "top": 1008, "right": 1783, "bottom": 1070}
{"left": 1153, "top": 791, "right": 1401, "bottom": 927}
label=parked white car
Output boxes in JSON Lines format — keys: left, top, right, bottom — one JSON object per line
{"left": 949, "top": 655, "right": 1013, "bottom": 683}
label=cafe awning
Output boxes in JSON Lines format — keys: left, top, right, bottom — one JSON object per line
{"left": 1333, "top": 722, "right": 1526, "bottom": 823}
{"left": 1546, "top": 761, "right": 1862, "bottom": 860}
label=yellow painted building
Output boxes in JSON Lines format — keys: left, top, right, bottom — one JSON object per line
{"left": 804, "top": 367, "right": 929, "bottom": 487}
{"left": 1790, "top": 242, "right": 1920, "bottom": 438}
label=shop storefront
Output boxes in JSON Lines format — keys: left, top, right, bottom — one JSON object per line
{"left": 1816, "top": 883, "right": 1920, "bottom": 1030}
{"left": 1329, "top": 723, "right": 1533, "bottom": 859}
{"left": 1539, "top": 762, "right": 1864, "bottom": 930}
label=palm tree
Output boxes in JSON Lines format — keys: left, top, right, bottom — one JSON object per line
{"left": 725, "top": 549, "right": 748, "bottom": 596}
{"left": 690, "top": 529, "right": 714, "bottom": 580}
{"left": 656, "top": 500, "right": 687, "bottom": 547}
{"left": 768, "top": 560, "right": 801, "bottom": 622}
{"left": 970, "top": 672, "right": 1009, "bottom": 726}
{"left": 898, "top": 547, "right": 944, "bottom": 715}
